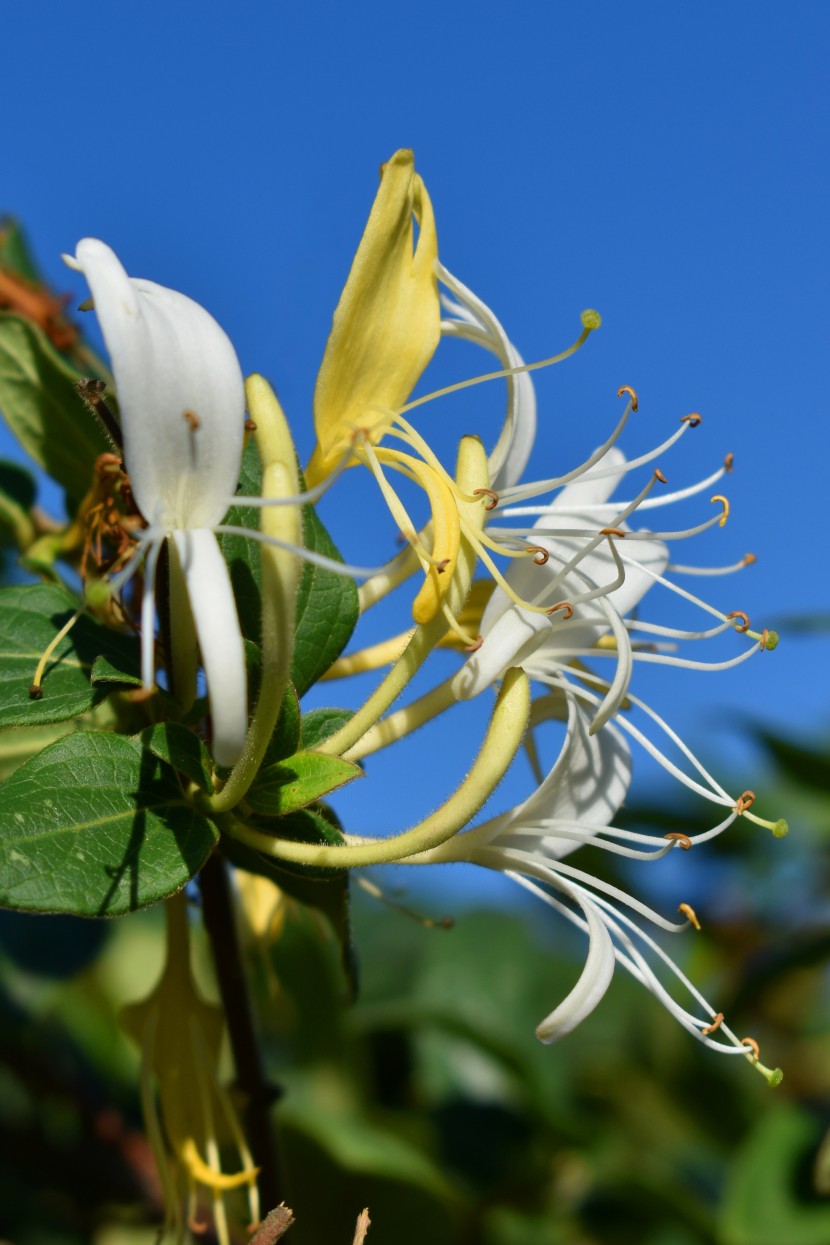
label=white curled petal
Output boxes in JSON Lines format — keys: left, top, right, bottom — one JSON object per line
{"left": 532, "top": 881, "right": 616, "bottom": 1042}
{"left": 437, "top": 262, "right": 536, "bottom": 490}
{"left": 171, "top": 530, "right": 247, "bottom": 767}
{"left": 74, "top": 239, "right": 245, "bottom": 530}
{"left": 452, "top": 606, "right": 549, "bottom": 700}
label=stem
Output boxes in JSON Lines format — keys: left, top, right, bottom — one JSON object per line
{"left": 199, "top": 852, "right": 282, "bottom": 1210}
{"left": 224, "top": 666, "right": 530, "bottom": 868}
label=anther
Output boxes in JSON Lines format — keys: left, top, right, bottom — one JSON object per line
{"left": 678, "top": 902, "right": 701, "bottom": 930}
{"left": 742, "top": 552, "right": 757, "bottom": 566}
{"left": 724, "top": 452, "right": 734, "bottom": 473}
{"left": 527, "top": 545, "right": 549, "bottom": 565}
{"left": 600, "top": 527, "right": 626, "bottom": 538}
{"left": 711, "top": 494, "right": 730, "bottom": 525}
{"left": 702, "top": 1012, "right": 724, "bottom": 1035}
{"left": 760, "top": 628, "right": 770, "bottom": 651}
{"left": 183, "top": 409, "right": 201, "bottom": 431}
{"left": 546, "top": 601, "right": 575, "bottom": 619}
{"left": 734, "top": 790, "right": 756, "bottom": 815}
{"left": 741, "top": 1036, "right": 760, "bottom": 1061}
{"left": 28, "top": 683, "right": 44, "bottom": 701}
{"left": 435, "top": 558, "right": 450, "bottom": 574}
{"left": 664, "top": 832, "right": 692, "bottom": 850}
{"left": 465, "top": 635, "right": 484, "bottom": 652}
{"left": 654, "top": 469, "right": 668, "bottom": 484}
{"left": 681, "top": 413, "right": 702, "bottom": 427}
{"left": 188, "top": 1213, "right": 209, "bottom": 1235}
{"left": 617, "top": 385, "right": 639, "bottom": 411}
{"left": 726, "top": 610, "right": 750, "bottom": 633}
{"left": 244, "top": 417, "right": 257, "bottom": 432}
{"left": 473, "top": 487, "right": 500, "bottom": 511}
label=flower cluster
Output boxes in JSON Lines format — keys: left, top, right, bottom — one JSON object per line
{"left": 61, "top": 148, "right": 785, "bottom": 1239}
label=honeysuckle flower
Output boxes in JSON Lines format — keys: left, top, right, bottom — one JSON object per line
{"left": 406, "top": 690, "right": 783, "bottom": 1082}
{"left": 66, "top": 239, "right": 249, "bottom": 766}
{"left": 121, "top": 894, "right": 260, "bottom": 1243}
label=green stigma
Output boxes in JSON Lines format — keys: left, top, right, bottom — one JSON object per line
{"left": 581, "top": 308, "right": 602, "bottom": 331}
{"left": 772, "top": 819, "right": 789, "bottom": 838}
{"left": 764, "top": 630, "right": 780, "bottom": 651}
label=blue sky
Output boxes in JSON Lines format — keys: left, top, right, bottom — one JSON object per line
{"left": 2, "top": 2, "right": 828, "bottom": 861}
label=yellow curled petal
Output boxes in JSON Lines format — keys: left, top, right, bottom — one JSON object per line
{"left": 308, "top": 149, "right": 440, "bottom": 484}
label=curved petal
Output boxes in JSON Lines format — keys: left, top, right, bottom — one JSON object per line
{"left": 171, "top": 530, "right": 247, "bottom": 767}
{"left": 437, "top": 263, "right": 537, "bottom": 490}
{"left": 505, "top": 695, "right": 632, "bottom": 859}
{"left": 532, "top": 879, "right": 616, "bottom": 1042}
{"left": 73, "top": 239, "right": 245, "bottom": 531}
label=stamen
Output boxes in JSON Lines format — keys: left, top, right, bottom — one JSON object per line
{"left": 244, "top": 417, "right": 257, "bottom": 432}
{"left": 664, "top": 832, "right": 692, "bottom": 850}
{"left": 678, "top": 902, "right": 701, "bottom": 930}
{"left": 183, "top": 409, "right": 201, "bottom": 431}
{"left": 702, "top": 1012, "right": 724, "bottom": 1034}
{"left": 743, "top": 552, "right": 757, "bottom": 566}
{"left": 617, "top": 385, "right": 639, "bottom": 411}
{"left": 724, "top": 452, "right": 734, "bottom": 472}
{"left": 75, "top": 378, "right": 123, "bottom": 451}
{"left": 474, "top": 487, "right": 500, "bottom": 511}
{"left": 726, "top": 610, "right": 750, "bottom": 632}
{"left": 546, "top": 601, "right": 574, "bottom": 619}
{"left": 711, "top": 494, "right": 730, "bottom": 525}
{"left": 465, "top": 635, "right": 484, "bottom": 652}
{"left": 741, "top": 1036, "right": 760, "bottom": 1061}
{"left": 356, "top": 876, "right": 454, "bottom": 929}
{"left": 760, "top": 628, "right": 770, "bottom": 650}
{"left": 528, "top": 546, "right": 549, "bottom": 565}
{"left": 680, "top": 413, "right": 702, "bottom": 427}
{"left": 29, "top": 607, "right": 85, "bottom": 697}
{"left": 734, "top": 790, "right": 756, "bottom": 815}
{"left": 654, "top": 469, "right": 667, "bottom": 484}
{"left": 600, "top": 527, "right": 626, "bottom": 538}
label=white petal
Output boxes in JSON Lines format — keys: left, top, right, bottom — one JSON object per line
{"left": 437, "top": 263, "right": 536, "bottom": 490}
{"left": 505, "top": 696, "right": 632, "bottom": 858}
{"left": 74, "top": 239, "right": 245, "bottom": 531}
{"left": 533, "top": 881, "right": 616, "bottom": 1042}
{"left": 171, "top": 530, "right": 247, "bottom": 767}
{"left": 452, "top": 605, "right": 549, "bottom": 700}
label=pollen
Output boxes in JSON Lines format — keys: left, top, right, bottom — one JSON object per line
{"left": 681, "top": 413, "right": 702, "bottom": 427}
{"left": 702, "top": 1012, "right": 724, "bottom": 1035}
{"left": 664, "top": 832, "right": 692, "bottom": 850}
{"left": 711, "top": 494, "right": 730, "bottom": 525}
{"left": 727, "top": 610, "right": 750, "bottom": 633}
{"left": 678, "top": 902, "right": 701, "bottom": 930}
{"left": 617, "top": 384, "right": 638, "bottom": 410}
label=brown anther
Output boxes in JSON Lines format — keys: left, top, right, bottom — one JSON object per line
{"left": 702, "top": 1012, "right": 724, "bottom": 1035}
{"left": 726, "top": 610, "right": 750, "bottom": 633}
{"left": 678, "top": 902, "right": 701, "bottom": 930}
{"left": 723, "top": 452, "right": 734, "bottom": 473}
{"left": 473, "top": 487, "right": 500, "bottom": 511}
{"left": 95, "top": 451, "right": 123, "bottom": 477}
{"left": 654, "top": 469, "right": 668, "bottom": 484}
{"left": 244, "top": 417, "right": 257, "bottom": 432}
{"left": 600, "top": 527, "right": 626, "bottom": 538}
{"left": 743, "top": 552, "right": 757, "bottom": 566}
{"left": 435, "top": 558, "right": 450, "bottom": 574}
{"left": 464, "top": 635, "right": 484, "bottom": 652}
{"left": 734, "top": 790, "right": 756, "bottom": 815}
{"left": 28, "top": 683, "right": 44, "bottom": 700}
{"left": 759, "top": 628, "right": 770, "bottom": 651}
{"left": 617, "top": 385, "right": 639, "bottom": 411}
{"left": 183, "top": 409, "right": 201, "bottom": 430}
{"left": 546, "top": 601, "right": 575, "bottom": 619}
{"left": 711, "top": 494, "right": 730, "bottom": 525}
{"left": 527, "top": 545, "right": 549, "bottom": 565}
{"left": 664, "top": 832, "right": 692, "bottom": 850}
{"left": 188, "top": 1213, "right": 209, "bottom": 1235}
{"left": 741, "top": 1036, "right": 760, "bottom": 1061}
{"left": 681, "top": 413, "right": 702, "bottom": 427}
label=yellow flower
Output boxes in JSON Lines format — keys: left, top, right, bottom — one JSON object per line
{"left": 121, "top": 894, "right": 259, "bottom": 1244}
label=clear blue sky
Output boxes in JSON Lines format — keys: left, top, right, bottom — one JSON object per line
{"left": 2, "top": 2, "right": 828, "bottom": 858}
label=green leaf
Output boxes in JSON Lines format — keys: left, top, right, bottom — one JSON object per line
{"left": 0, "top": 732, "right": 218, "bottom": 916}
{"left": 300, "top": 706, "right": 353, "bottom": 750}
{"left": 721, "top": 1105, "right": 830, "bottom": 1245}
{"left": 139, "top": 722, "right": 213, "bottom": 792}
{"left": 0, "top": 459, "right": 36, "bottom": 549}
{"left": 0, "top": 583, "right": 140, "bottom": 727}
{"left": 291, "top": 501, "right": 359, "bottom": 695}
{"left": 218, "top": 437, "right": 263, "bottom": 641}
{"left": 262, "top": 681, "right": 301, "bottom": 767}
{"left": 246, "top": 750, "right": 360, "bottom": 816}
{"left": 0, "top": 313, "right": 110, "bottom": 510}
{"left": 89, "top": 653, "right": 142, "bottom": 687}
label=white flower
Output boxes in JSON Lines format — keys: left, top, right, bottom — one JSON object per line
{"left": 68, "top": 239, "right": 248, "bottom": 766}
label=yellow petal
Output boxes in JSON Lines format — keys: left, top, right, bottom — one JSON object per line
{"left": 308, "top": 149, "right": 440, "bottom": 484}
